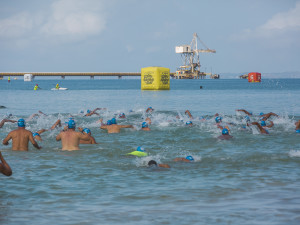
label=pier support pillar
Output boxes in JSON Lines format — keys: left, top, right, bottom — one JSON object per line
{"left": 61, "top": 76, "right": 65, "bottom": 79}
{"left": 90, "top": 76, "right": 94, "bottom": 79}
{"left": 118, "top": 76, "right": 122, "bottom": 79}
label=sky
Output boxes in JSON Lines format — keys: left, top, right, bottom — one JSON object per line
{"left": 0, "top": 0, "right": 300, "bottom": 75}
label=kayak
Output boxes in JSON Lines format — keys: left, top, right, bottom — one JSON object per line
{"left": 51, "top": 87, "right": 68, "bottom": 90}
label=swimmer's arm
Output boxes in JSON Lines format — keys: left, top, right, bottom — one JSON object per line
{"left": 0, "top": 152, "right": 12, "bottom": 176}
{"left": 158, "top": 164, "right": 170, "bottom": 168}
{"left": 251, "top": 122, "right": 268, "bottom": 134}
{"left": 90, "top": 136, "right": 97, "bottom": 144}
{"left": 100, "top": 125, "right": 108, "bottom": 130}
{"left": 2, "top": 132, "right": 12, "bottom": 145}
{"left": 29, "top": 133, "right": 41, "bottom": 149}
{"left": 185, "top": 110, "right": 193, "bottom": 119}
{"left": 56, "top": 133, "right": 62, "bottom": 141}
{"left": 78, "top": 127, "right": 84, "bottom": 132}
{"left": 80, "top": 133, "right": 90, "bottom": 141}
{"left": 37, "top": 129, "right": 48, "bottom": 135}
{"left": 120, "top": 125, "right": 133, "bottom": 128}
{"left": 236, "top": 109, "right": 251, "bottom": 115}
{"left": 266, "top": 121, "right": 274, "bottom": 128}
{"left": 50, "top": 119, "right": 61, "bottom": 130}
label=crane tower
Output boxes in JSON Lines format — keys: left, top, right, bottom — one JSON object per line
{"left": 174, "top": 33, "right": 216, "bottom": 79}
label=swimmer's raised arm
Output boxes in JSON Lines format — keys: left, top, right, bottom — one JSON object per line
{"left": 0, "top": 119, "right": 17, "bottom": 128}
{"left": 158, "top": 163, "right": 170, "bottom": 168}
{"left": 236, "top": 109, "right": 252, "bottom": 115}
{"left": 50, "top": 119, "right": 62, "bottom": 130}
{"left": 185, "top": 110, "right": 193, "bottom": 119}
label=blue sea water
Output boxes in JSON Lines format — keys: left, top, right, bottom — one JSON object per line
{"left": 0, "top": 78, "right": 300, "bottom": 225}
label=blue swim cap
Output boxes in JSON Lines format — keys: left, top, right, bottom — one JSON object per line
{"left": 18, "top": 118, "right": 25, "bottom": 127}
{"left": 106, "top": 120, "right": 112, "bottom": 125}
{"left": 260, "top": 112, "right": 264, "bottom": 116}
{"left": 111, "top": 118, "right": 117, "bottom": 124}
{"left": 186, "top": 155, "right": 194, "bottom": 161}
{"left": 215, "top": 116, "right": 222, "bottom": 123}
{"left": 119, "top": 113, "right": 125, "bottom": 118}
{"left": 186, "top": 121, "right": 192, "bottom": 125}
{"left": 142, "top": 122, "right": 148, "bottom": 128}
{"left": 296, "top": 130, "right": 300, "bottom": 133}
{"left": 261, "top": 120, "right": 266, "bottom": 126}
{"left": 87, "top": 109, "right": 91, "bottom": 114}
{"left": 68, "top": 119, "right": 76, "bottom": 129}
{"left": 32, "top": 132, "right": 40, "bottom": 137}
{"left": 245, "top": 116, "right": 250, "bottom": 122}
{"left": 137, "top": 146, "right": 145, "bottom": 152}
{"left": 83, "top": 128, "right": 91, "bottom": 134}
{"left": 222, "top": 128, "right": 229, "bottom": 135}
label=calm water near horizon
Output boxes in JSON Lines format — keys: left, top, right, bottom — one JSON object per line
{"left": 0, "top": 78, "right": 300, "bottom": 225}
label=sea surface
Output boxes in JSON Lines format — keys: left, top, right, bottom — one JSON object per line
{"left": 0, "top": 78, "right": 300, "bottom": 225}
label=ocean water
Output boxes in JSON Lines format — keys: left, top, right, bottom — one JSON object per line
{"left": 0, "top": 78, "right": 300, "bottom": 225}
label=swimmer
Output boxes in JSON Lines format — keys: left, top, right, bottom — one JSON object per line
{"left": 185, "top": 110, "right": 193, "bottom": 119}
{"left": 77, "top": 127, "right": 97, "bottom": 144}
{"left": 0, "top": 119, "right": 17, "bottom": 128}
{"left": 215, "top": 116, "right": 222, "bottom": 124}
{"left": 146, "top": 107, "right": 154, "bottom": 113}
{"left": 148, "top": 160, "right": 170, "bottom": 168}
{"left": 2, "top": 119, "right": 41, "bottom": 151}
{"left": 118, "top": 113, "right": 126, "bottom": 118}
{"left": 55, "top": 83, "right": 60, "bottom": 89}
{"left": 260, "top": 112, "right": 278, "bottom": 120}
{"left": 141, "top": 122, "right": 150, "bottom": 131}
{"left": 33, "top": 84, "right": 40, "bottom": 90}
{"left": 26, "top": 110, "right": 47, "bottom": 121}
{"left": 99, "top": 118, "right": 133, "bottom": 134}
{"left": 56, "top": 119, "right": 90, "bottom": 150}
{"left": 251, "top": 122, "right": 269, "bottom": 134}
{"left": 85, "top": 108, "right": 104, "bottom": 117}
{"left": 174, "top": 155, "right": 195, "bottom": 162}
{"left": 218, "top": 128, "right": 233, "bottom": 140}
{"left": 0, "top": 151, "right": 12, "bottom": 176}
{"left": 127, "top": 146, "right": 148, "bottom": 157}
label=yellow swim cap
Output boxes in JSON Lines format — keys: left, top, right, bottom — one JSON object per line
{"left": 127, "top": 151, "right": 148, "bottom": 157}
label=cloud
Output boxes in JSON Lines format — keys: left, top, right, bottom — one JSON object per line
{"left": 0, "top": 0, "right": 108, "bottom": 43}
{"left": 40, "top": 0, "right": 107, "bottom": 40}
{"left": 232, "top": 2, "right": 300, "bottom": 42}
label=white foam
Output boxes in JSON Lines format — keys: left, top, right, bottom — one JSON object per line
{"left": 288, "top": 150, "right": 300, "bottom": 157}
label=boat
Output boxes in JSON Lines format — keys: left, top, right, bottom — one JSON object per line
{"left": 51, "top": 87, "right": 68, "bottom": 91}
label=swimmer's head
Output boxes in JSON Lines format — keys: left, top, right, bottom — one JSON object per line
{"left": 68, "top": 119, "right": 76, "bottom": 129}
{"left": 83, "top": 128, "right": 91, "bottom": 134}
{"left": 186, "top": 121, "right": 193, "bottom": 126}
{"left": 148, "top": 160, "right": 157, "bottom": 167}
{"left": 186, "top": 155, "right": 194, "bottom": 161}
{"left": 215, "top": 116, "right": 222, "bottom": 123}
{"left": 87, "top": 109, "right": 91, "bottom": 114}
{"left": 32, "top": 132, "right": 40, "bottom": 137}
{"left": 260, "top": 112, "right": 264, "bottom": 116}
{"left": 222, "top": 128, "right": 229, "bottom": 135}
{"left": 111, "top": 118, "right": 117, "bottom": 124}
{"left": 296, "top": 130, "right": 300, "bottom": 133}
{"left": 137, "top": 146, "right": 145, "bottom": 152}
{"left": 119, "top": 113, "right": 125, "bottom": 118}
{"left": 261, "top": 120, "right": 266, "bottom": 127}
{"left": 17, "top": 119, "right": 25, "bottom": 127}
{"left": 142, "top": 122, "right": 148, "bottom": 128}
{"left": 106, "top": 120, "right": 112, "bottom": 125}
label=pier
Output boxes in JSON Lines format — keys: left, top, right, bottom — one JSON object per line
{"left": 0, "top": 72, "right": 179, "bottom": 79}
